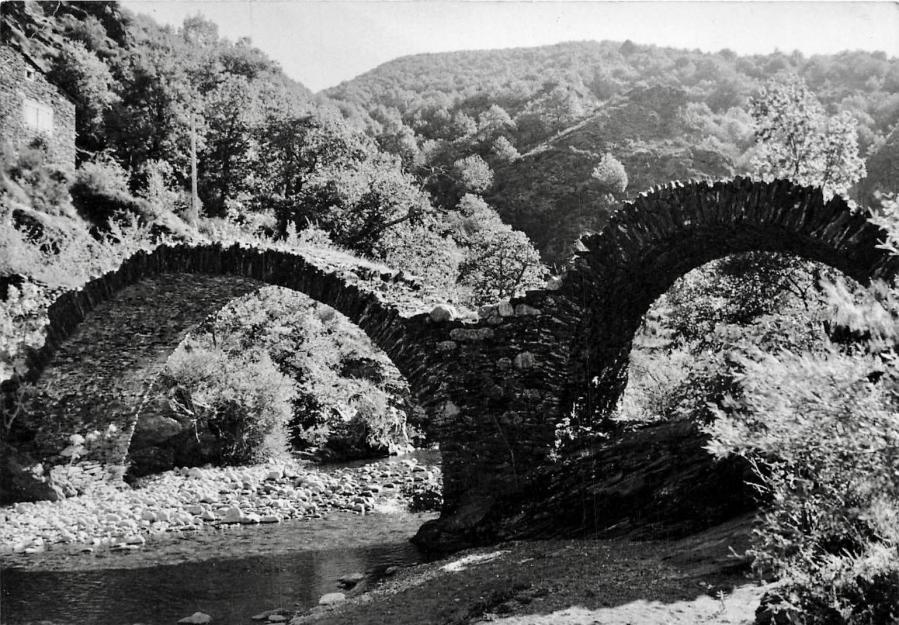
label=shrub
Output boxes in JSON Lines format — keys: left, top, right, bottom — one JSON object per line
{"left": 136, "top": 159, "right": 183, "bottom": 216}
{"left": 0, "top": 281, "right": 53, "bottom": 382}
{"left": 69, "top": 154, "right": 154, "bottom": 227}
{"left": 591, "top": 152, "right": 628, "bottom": 194}
{"left": 161, "top": 342, "right": 296, "bottom": 465}
{"left": 292, "top": 223, "right": 333, "bottom": 248}
{"left": 182, "top": 287, "right": 416, "bottom": 460}
{"left": 704, "top": 277, "right": 899, "bottom": 625}
{"left": 1, "top": 139, "right": 76, "bottom": 219}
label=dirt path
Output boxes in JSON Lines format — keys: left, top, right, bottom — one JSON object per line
{"left": 291, "top": 515, "right": 769, "bottom": 625}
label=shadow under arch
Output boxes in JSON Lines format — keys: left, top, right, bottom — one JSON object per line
{"left": 557, "top": 177, "right": 899, "bottom": 424}
{"left": 7, "top": 243, "right": 448, "bottom": 472}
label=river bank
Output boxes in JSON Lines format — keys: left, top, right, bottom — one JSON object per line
{"left": 290, "top": 515, "right": 768, "bottom": 625}
{"left": 0, "top": 454, "right": 441, "bottom": 566}
{"left": 1, "top": 458, "right": 772, "bottom": 625}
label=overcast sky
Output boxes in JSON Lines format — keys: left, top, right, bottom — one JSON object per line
{"left": 121, "top": 1, "right": 899, "bottom": 93}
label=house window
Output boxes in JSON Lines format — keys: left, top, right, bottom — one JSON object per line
{"left": 23, "top": 98, "right": 53, "bottom": 133}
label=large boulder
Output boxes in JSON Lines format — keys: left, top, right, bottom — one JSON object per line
{"left": 0, "top": 441, "right": 63, "bottom": 504}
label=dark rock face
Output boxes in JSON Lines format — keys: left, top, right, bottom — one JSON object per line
{"left": 5, "top": 178, "right": 897, "bottom": 547}
{"left": 414, "top": 421, "right": 758, "bottom": 552}
{"left": 0, "top": 441, "right": 62, "bottom": 503}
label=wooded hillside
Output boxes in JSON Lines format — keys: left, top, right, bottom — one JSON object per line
{"left": 325, "top": 40, "right": 899, "bottom": 264}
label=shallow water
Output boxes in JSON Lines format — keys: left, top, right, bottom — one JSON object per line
{"left": 1, "top": 451, "right": 442, "bottom": 625}
{"left": 1, "top": 508, "right": 435, "bottom": 625}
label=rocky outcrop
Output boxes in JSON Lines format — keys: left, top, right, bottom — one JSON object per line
{"left": 414, "top": 421, "right": 758, "bottom": 552}
{"left": 0, "top": 441, "right": 62, "bottom": 503}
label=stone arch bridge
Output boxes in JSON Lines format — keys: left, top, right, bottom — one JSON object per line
{"left": 4, "top": 177, "right": 897, "bottom": 544}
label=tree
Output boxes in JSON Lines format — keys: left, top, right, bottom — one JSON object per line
{"left": 750, "top": 74, "right": 866, "bottom": 198}
{"left": 48, "top": 40, "right": 120, "bottom": 158}
{"left": 199, "top": 74, "right": 261, "bottom": 215}
{"left": 523, "top": 82, "right": 591, "bottom": 132}
{"left": 106, "top": 43, "right": 195, "bottom": 176}
{"left": 491, "top": 136, "right": 519, "bottom": 163}
{"left": 453, "top": 154, "right": 494, "bottom": 194}
{"left": 452, "top": 195, "right": 545, "bottom": 305}
{"left": 333, "top": 163, "right": 431, "bottom": 256}
{"left": 256, "top": 112, "right": 448, "bottom": 275}
{"left": 476, "top": 104, "right": 515, "bottom": 140}
{"left": 371, "top": 109, "right": 420, "bottom": 170}
{"left": 255, "top": 113, "right": 370, "bottom": 230}
{"left": 591, "top": 153, "right": 628, "bottom": 194}
{"left": 181, "top": 14, "right": 219, "bottom": 48}
{"left": 450, "top": 111, "right": 478, "bottom": 138}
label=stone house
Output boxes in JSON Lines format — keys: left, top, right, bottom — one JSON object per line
{"left": 0, "top": 44, "right": 76, "bottom": 167}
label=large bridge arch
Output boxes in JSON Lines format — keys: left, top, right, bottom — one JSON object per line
{"left": 415, "top": 177, "right": 899, "bottom": 548}
{"left": 555, "top": 177, "right": 899, "bottom": 423}
{"left": 6, "top": 243, "right": 451, "bottom": 477}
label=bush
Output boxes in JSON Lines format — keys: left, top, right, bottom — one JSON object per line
{"left": 591, "top": 152, "right": 628, "bottom": 194}
{"left": 1, "top": 139, "right": 76, "bottom": 219}
{"left": 704, "top": 277, "right": 899, "bottom": 625}
{"left": 0, "top": 280, "right": 53, "bottom": 382}
{"left": 161, "top": 342, "right": 295, "bottom": 465}
{"left": 183, "top": 287, "right": 417, "bottom": 460}
{"left": 69, "top": 154, "right": 155, "bottom": 227}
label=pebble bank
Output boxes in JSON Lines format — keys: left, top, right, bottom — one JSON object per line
{"left": 0, "top": 457, "right": 441, "bottom": 561}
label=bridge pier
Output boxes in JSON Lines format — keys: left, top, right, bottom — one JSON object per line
{"left": 413, "top": 292, "right": 583, "bottom": 549}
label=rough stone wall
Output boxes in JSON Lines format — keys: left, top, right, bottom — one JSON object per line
{"left": 424, "top": 290, "right": 584, "bottom": 509}
{"left": 414, "top": 421, "right": 758, "bottom": 552}
{"left": 19, "top": 274, "right": 262, "bottom": 465}
{"left": 417, "top": 178, "right": 899, "bottom": 545}
{"left": 0, "top": 45, "right": 76, "bottom": 167}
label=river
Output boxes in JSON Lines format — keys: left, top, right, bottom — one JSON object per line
{"left": 1, "top": 456, "right": 439, "bottom": 625}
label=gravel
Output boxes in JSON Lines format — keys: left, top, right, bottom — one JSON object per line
{"left": 0, "top": 457, "right": 441, "bottom": 560}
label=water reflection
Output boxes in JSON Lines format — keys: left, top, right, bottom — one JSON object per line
{"left": 1, "top": 511, "right": 432, "bottom": 625}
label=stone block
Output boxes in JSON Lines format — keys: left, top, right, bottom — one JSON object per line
{"left": 513, "top": 352, "right": 536, "bottom": 370}
{"left": 429, "top": 304, "right": 457, "bottom": 322}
